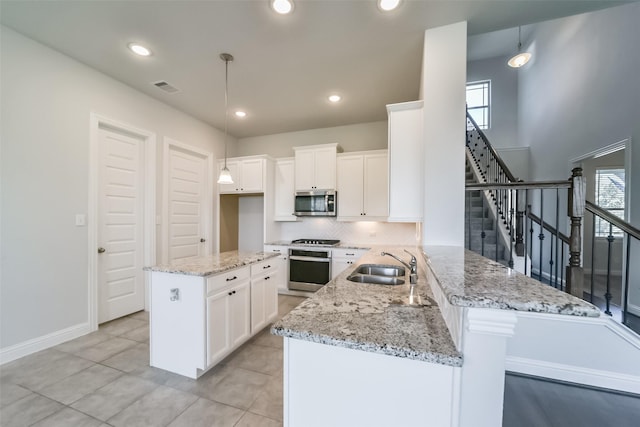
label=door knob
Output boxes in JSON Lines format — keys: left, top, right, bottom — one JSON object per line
{"left": 200, "top": 238, "right": 206, "bottom": 243}
{"left": 97, "top": 247, "right": 106, "bottom": 253}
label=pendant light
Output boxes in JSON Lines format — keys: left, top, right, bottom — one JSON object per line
{"left": 507, "top": 26, "right": 532, "bottom": 68}
{"left": 217, "top": 53, "right": 234, "bottom": 184}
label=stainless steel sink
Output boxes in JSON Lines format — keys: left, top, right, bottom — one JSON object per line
{"left": 355, "top": 264, "right": 405, "bottom": 277}
{"left": 346, "top": 274, "right": 405, "bottom": 285}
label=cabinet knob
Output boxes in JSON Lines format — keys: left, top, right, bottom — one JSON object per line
{"left": 97, "top": 247, "right": 106, "bottom": 253}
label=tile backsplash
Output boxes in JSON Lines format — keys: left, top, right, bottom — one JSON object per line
{"left": 278, "top": 218, "right": 421, "bottom": 246}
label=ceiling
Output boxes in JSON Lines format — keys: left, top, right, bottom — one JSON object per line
{"left": 0, "top": 0, "right": 627, "bottom": 139}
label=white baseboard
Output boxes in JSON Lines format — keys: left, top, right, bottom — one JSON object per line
{"left": 629, "top": 303, "right": 640, "bottom": 317}
{"left": 506, "top": 355, "right": 640, "bottom": 394}
{"left": 584, "top": 268, "right": 623, "bottom": 277}
{"left": 0, "top": 322, "right": 93, "bottom": 365}
{"left": 530, "top": 267, "right": 566, "bottom": 288}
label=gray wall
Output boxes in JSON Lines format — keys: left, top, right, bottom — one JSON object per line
{"left": 517, "top": 3, "right": 640, "bottom": 311}
{"left": 235, "top": 121, "right": 387, "bottom": 157}
{"left": 1, "top": 27, "right": 227, "bottom": 351}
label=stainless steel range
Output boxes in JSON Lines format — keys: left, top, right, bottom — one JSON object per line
{"left": 288, "top": 239, "right": 340, "bottom": 292}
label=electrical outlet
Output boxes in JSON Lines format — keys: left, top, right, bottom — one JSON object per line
{"left": 75, "top": 214, "right": 86, "bottom": 226}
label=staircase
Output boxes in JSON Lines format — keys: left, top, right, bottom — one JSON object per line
{"left": 464, "top": 160, "right": 509, "bottom": 266}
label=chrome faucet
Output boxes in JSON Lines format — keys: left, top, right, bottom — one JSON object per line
{"left": 380, "top": 250, "right": 418, "bottom": 284}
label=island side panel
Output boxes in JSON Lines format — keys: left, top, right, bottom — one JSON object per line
{"left": 284, "top": 337, "right": 460, "bottom": 427}
{"left": 150, "top": 271, "right": 206, "bottom": 379}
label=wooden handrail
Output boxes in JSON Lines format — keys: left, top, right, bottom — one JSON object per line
{"left": 585, "top": 200, "right": 640, "bottom": 240}
{"left": 466, "top": 112, "right": 519, "bottom": 183}
{"left": 465, "top": 181, "right": 571, "bottom": 190}
{"left": 526, "top": 211, "right": 570, "bottom": 244}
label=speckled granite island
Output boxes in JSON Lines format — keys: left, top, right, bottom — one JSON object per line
{"left": 145, "top": 251, "right": 279, "bottom": 378}
{"left": 273, "top": 245, "right": 599, "bottom": 427}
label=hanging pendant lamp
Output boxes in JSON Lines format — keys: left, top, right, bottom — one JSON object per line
{"left": 507, "top": 26, "right": 532, "bottom": 68}
{"left": 217, "top": 53, "right": 234, "bottom": 184}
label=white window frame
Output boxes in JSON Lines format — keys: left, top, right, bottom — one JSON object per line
{"left": 466, "top": 80, "right": 491, "bottom": 130}
{"left": 594, "top": 167, "right": 625, "bottom": 238}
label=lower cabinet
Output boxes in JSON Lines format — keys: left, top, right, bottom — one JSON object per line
{"left": 331, "top": 248, "right": 370, "bottom": 280}
{"left": 263, "top": 245, "right": 289, "bottom": 291}
{"left": 150, "top": 259, "right": 279, "bottom": 379}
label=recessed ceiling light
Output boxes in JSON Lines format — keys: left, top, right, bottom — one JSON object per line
{"left": 128, "top": 43, "right": 151, "bottom": 57}
{"left": 378, "top": 0, "right": 401, "bottom": 12}
{"left": 271, "top": 0, "right": 294, "bottom": 14}
{"left": 328, "top": 95, "right": 341, "bottom": 103}
{"left": 235, "top": 111, "right": 247, "bottom": 118}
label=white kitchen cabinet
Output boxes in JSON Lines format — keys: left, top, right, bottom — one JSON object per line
{"left": 263, "top": 245, "right": 289, "bottom": 292}
{"left": 337, "top": 150, "right": 388, "bottom": 221}
{"left": 250, "top": 259, "right": 279, "bottom": 333}
{"left": 218, "top": 156, "right": 264, "bottom": 194}
{"left": 331, "top": 248, "right": 369, "bottom": 279}
{"left": 274, "top": 158, "right": 297, "bottom": 221}
{"left": 293, "top": 143, "right": 340, "bottom": 191}
{"left": 387, "top": 101, "right": 424, "bottom": 222}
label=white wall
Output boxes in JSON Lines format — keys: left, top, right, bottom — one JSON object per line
{"left": 238, "top": 196, "right": 265, "bottom": 252}
{"left": 0, "top": 27, "right": 229, "bottom": 352}
{"left": 517, "top": 3, "right": 640, "bottom": 308}
{"left": 235, "top": 121, "right": 387, "bottom": 158}
{"left": 422, "top": 22, "right": 467, "bottom": 246}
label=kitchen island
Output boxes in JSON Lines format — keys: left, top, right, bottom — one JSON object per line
{"left": 272, "top": 245, "right": 598, "bottom": 427}
{"left": 145, "top": 250, "right": 279, "bottom": 378}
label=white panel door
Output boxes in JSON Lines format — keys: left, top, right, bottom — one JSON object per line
{"left": 98, "top": 127, "right": 145, "bottom": 323}
{"left": 168, "top": 146, "right": 207, "bottom": 262}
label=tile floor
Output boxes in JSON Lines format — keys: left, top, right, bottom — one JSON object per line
{"left": 0, "top": 295, "right": 306, "bottom": 427}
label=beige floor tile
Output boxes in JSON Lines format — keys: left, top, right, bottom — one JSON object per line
{"left": 207, "top": 367, "right": 271, "bottom": 410}
{"left": 99, "top": 317, "right": 148, "bottom": 337}
{"left": 54, "top": 331, "right": 113, "bottom": 354}
{"left": 0, "top": 349, "right": 70, "bottom": 383}
{"left": 248, "top": 375, "right": 283, "bottom": 421}
{"left": 74, "top": 337, "right": 138, "bottom": 362}
{"left": 107, "top": 385, "right": 198, "bottom": 427}
{"left": 162, "top": 363, "right": 229, "bottom": 400}
{"left": 121, "top": 324, "right": 149, "bottom": 343}
{"left": 70, "top": 374, "right": 158, "bottom": 421}
{"left": 251, "top": 327, "right": 284, "bottom": 349}
{"left": 6, "top": 352, "right": 95, "bottom": 391}
{"left": 31, "top": 407, "right": 103, "bottom": 427}
{"left": 167, "top": 397, "right": 245, "bottom": 427}
{"left": 127, "top": 310, "right": 150, "bottom": 322}
{"left": 101, "top": 343, "right": 150, "bottom": 373}
{"left": 0, "top": 394, "right": 63, "bottom": 427}
{"left": 235, "top": 411, "right": 282, "bottom": 427}
{"left": 226, "top": 344, "right": 282, "bottom": 376}
{"left": 0, "top": 382, "right": 33, "bottom": 408}
{"left": 38, "top": 364, "right": 123, "bottom": 405}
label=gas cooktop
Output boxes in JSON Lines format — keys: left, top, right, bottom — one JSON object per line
{"left": 291, "top": 239, "right": 340, "bottom": 247}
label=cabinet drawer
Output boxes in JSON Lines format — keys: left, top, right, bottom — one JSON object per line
{"left": 251, "top": 259, "right": 277, "bottom": 277}
{"left": 207, "top": 266, "right": 250, "bottom": 295}
{"left": 332, "top": 248, "right": 369, "bottom": 259}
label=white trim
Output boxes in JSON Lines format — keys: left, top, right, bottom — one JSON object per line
{"left": 0, "top": 323, "right": 92, "bottom": 365}
{"left": 465, "top": 308, "right": 517, "bottom": 336}
{"left": 162, "top": 138, "right": 214, "bottom": 264}
{"left": 505, "top": 356, "right": 640, "bottom": 395}
{"left": 89, "top": 113, "right": 156, "bottom": 328}
{"left": 629, "top": 303, "right": 640, "bottom": 317}
{"left": 530, "top": 267, "right": 567, "bottom": 288}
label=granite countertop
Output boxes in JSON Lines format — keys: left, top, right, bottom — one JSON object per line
{"left": 144, "top": 250, "right": 278, "bottom": 277}
{"left": 264, "top": 240, "right": 371, "bottom": 250}
{"left": 272, "top": 246, "right": 463, "bottom": 367}
{"left": 423, "top": 245, "right": 600, "bottom": 317}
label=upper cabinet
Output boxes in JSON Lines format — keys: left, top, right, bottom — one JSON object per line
{"left": 387, "top": 101, "right": 424, "bottom": 222}
{"left": 337, "top": 150, "right": 388, "bottom": 221}
{"left": 218, "top": 156, "right": 265, "bottom": 194}
{"left": 293, "top": 143, "right": 340, "bottom": 191}
{"left": 274, "top": 158, "right": 297, "bottom": 221}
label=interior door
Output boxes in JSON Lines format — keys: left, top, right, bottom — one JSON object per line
{"left": 98, "top": 126, "right": 145, "bottom": 323}
{"left": 168, "top": 145, "right": 207, "bottom": 262}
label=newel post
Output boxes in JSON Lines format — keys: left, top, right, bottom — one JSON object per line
{"left": 566, "top": 167, "right": 585, "bottom": 297}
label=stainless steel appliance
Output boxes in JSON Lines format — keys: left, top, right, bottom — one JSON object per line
{"left": 288, "top": 239, "right": 340, "bottom": 292}
{"left": 294, "top": 190, "right": 336, "bottom": 217}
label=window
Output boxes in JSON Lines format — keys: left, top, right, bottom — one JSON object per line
{"left": 595, "top": 168, "right": 625, "bottom": 237}
{"left": 466, "top": 80, "right": 490, "bottom": 130}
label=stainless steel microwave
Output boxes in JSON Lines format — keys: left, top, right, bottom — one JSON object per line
{"left": 294, "top": 190, "right": 336, "bottom": 217}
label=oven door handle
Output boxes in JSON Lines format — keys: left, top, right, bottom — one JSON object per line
{"left": 289, "top": 255, "right": 331, "bottom": 262}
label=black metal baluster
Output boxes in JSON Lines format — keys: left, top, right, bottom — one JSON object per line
{"left": 590, "top": 213, "right": 596, "bottom": 303}
{"left": 554, "top": 189, "right": 560, "bottom": 288}
{"left": 524, "top": 191, "right": 529, "bottom": 276}
{"left": 466, "top": 190, "right": 471, "bottom": 250}
{"left": 494, "top": 193, "right": 498, "bottom": 263}
{"left": 528, "top": 203, "right": 534, "bottom": 277}
{"left": 622, "top": 235, "right": 631, "bottom": 325}
{"left": 481, "top": 194, "right": 486, "bottom": 257}
{"left": 539, "top": 189, "right": 545, "bottom": 282}
{"left": 560, "top": 242, "right": 565, "bottom": 292}
{"left": 508, "top": 188, "right": 514, "bottom": 268}
{"left": 605, "top": 223, "right": 614, "bottom": 316}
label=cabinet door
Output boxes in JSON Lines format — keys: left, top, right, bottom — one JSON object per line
{"left": 251, "top": 277, "right": 266, "bottom": 333}
{"left": 295, "top": 150, "right": 316, "bottom": 191}
{"left": 331, "top": 258, "right": 355, "bottom": 280}
{"left": 337, "top": 155, "right": 364, "bottom": 219}
{"left": 240, "top": 159, "right": 264, "bottom": 192}
{"left": 218, "top": 160, "right": 240, "bottom": 193}
{"left": 264, "top": 272, "right": 279, "bottom": 323}
{"left": 363, "top": 153, "right": 388, "bottom": 218}
{"left": 275, "top": 160, "right": 296, "bottom": 221}
{"left": 313, "top": 147, "right": 337, "bottom": 190}
{"left": 206, "top": 290, "right": 230, "bottom": 366}
{"left": 229, "top": 281, "right": 251, "bottom": 348}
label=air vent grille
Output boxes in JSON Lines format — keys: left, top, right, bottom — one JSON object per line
{"left": 152, "top": 80, "right": 180, "bottom": 94}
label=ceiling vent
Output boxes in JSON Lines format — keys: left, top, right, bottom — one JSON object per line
{"left": 152, "top": 80, "right": 180, "bottom": 94}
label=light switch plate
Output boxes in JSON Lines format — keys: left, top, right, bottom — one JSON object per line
{"left": 75, "top": 214, "right": 86, "bottom": 226}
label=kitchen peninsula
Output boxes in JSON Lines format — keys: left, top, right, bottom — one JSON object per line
{"left": 272, "top": 245, "right": 599, "bottom": 427}
{"left": 145, "top": 251, "right": 279, "bottom": 379}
